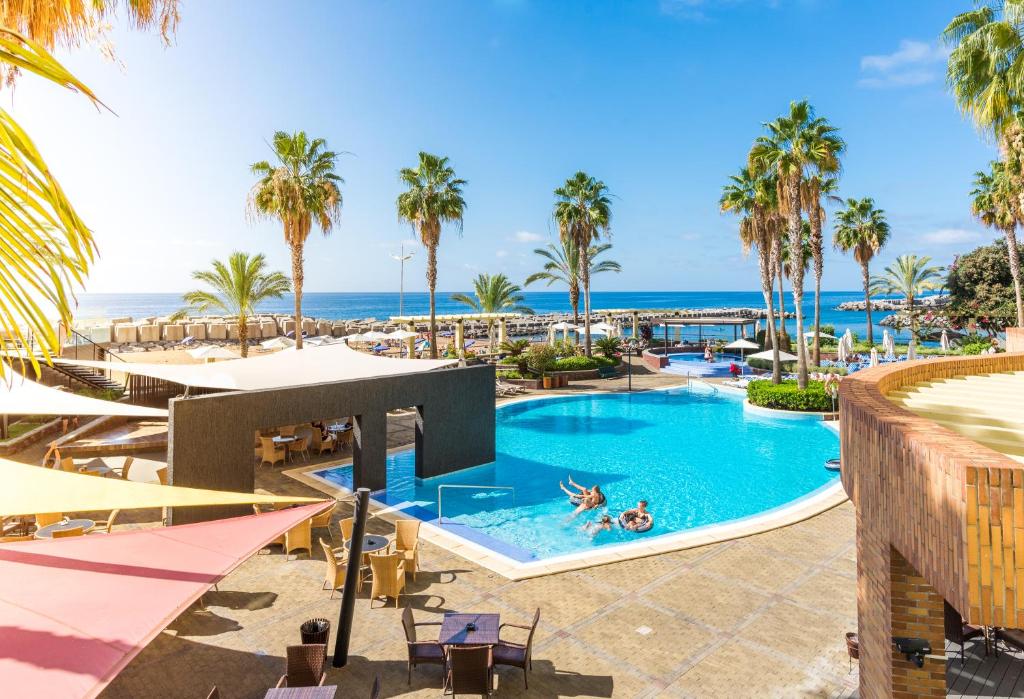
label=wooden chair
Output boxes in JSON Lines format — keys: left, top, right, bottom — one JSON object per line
{"left": 369, "top": 553, "right": 405, "bottom": 608}
{"left": 35, "top": 513, "right": 62, "bottom": 529}
{"left": 494, "top": 607, "right": 540, "bottom": 688}
{"left": 319, "top": 538, "right": 349, "bottom": 598}
{"left": 311, "top": 502, "right": 336, "bottom": 541}
{"left": 53, "top": 526, "right": 85, "bottom": 538}
{"left": 260, "top": 437, "right": 286, "bottom": 468}
{"left": 284, "top": 519, "right": 312, "bottom": 558}
{"left": 445, "top": 645, "right": 493, "bottom": 697}
{"left": 401, "top": 605, "right": 444, "bottom": 684}
{"left": 119, "top": 456, "right": 135, "bottom": 480}
{"left": 310, "top": 428, "right": 335, "bottom": 456}
{"left": 92, "top": 509, "right": 120, "bottom": 534}
{"left": 394, "top": 519, "right": 421, "bottom": 580}
{"left": 288, "top": 433, "right": 311, "bottom": 462}
{"left": 275, "top": 643, "right": 327, "bottom": 688}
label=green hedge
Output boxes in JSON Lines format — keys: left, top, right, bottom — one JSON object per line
{"left": 550, "top": 355, "right": 619, "bottom": 371}
{"left": 496, "top": 369, "right": 523, "bottom": 380}
{"left": 747, "top": 380, "right": 833, "bottom": 412}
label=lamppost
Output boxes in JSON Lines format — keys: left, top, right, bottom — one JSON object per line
{"left": 624, "top": 338, "right": 639, "bottom": 392}
{"left": 391, "top": 245, "right": 415, "bottom": 317}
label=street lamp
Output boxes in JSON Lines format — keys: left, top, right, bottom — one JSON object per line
{"left": 390, "top": 245, "right": 415, "bottom": 317}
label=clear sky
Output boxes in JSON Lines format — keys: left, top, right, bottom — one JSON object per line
{"left": 9, "top": 0, "right": 997, "bottom": 294}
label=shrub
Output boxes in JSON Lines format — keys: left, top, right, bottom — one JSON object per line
{"left": 594, "top": 355, "right": 618, "bottom": 367}
{"left": 594, "top": 336, "right": 622, "bottom": 358}
{"left": 499, "top": 338, "right": 530, "bottom": 357}
{"left": 552, "top": 356, "right": 600, "bottom": 371}
{"left": 747, "top": 380, "right": 833, "bottom": 412}
{"left": 958, "top": 339, "right": 991, "bottom": 355}
{"left": 747, "top": 356, "right": 796, "bottom": 372}
{"left": 552, "top": 338, "right": 582, "bottom": 357}
{"left": 526, "top": 344, "right": 557, "bottom": 375}
{"left": 496, "top": 369, "right": 523, "bottom": 380}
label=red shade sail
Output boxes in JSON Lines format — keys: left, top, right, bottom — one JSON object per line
{"left": 0, "top": 502, "right": 328, "bottom": 698}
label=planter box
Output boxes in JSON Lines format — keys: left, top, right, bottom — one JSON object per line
{"left": 504, "top": 377, "right": 541, "bottom": 389}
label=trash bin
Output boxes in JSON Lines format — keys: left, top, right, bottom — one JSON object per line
{"left": 300, "top": 618, "right": 330, "bottom": 645}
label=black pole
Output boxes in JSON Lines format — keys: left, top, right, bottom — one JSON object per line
{"left": 333, "top": 487, "right": 369, "bottom": 667}
{"left": 627, "top": 347, "right": 632, "bottom": 392}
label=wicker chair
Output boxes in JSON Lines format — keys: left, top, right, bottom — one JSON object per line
{"left": 284, "top": 519, "right": 312, "bottom": 558}
{"left": 311, "top": 502, "right": 336, "bottom": 541}
{"left": 494, "top": 607, "right": 540, "bottom": 688}
{"left": 35, "top": 513, "right": 62, "bottom": 529}
{"left": 0, "top": 535, "right": 33, "bottom": 542}
{"left": 311, "top": 428, "right": 335, "bottom": 456}
{"left": 118, "top": 456, "right": 135, "bottom": 480}
{"left": 336, "top": 517, "right": 354, "bottom": 549}
{"left": 59, "top": 457, "right": 77, "bottom": 473}
{"left": 445, "top": 645, "right": 493, "bottom": 697}
{"left": 288, "top": 433, "right": 311, "bottom": 462}
{"left": 260, "top": 437, "right": 286, "bottom": 468}
{"left": 53, "top": 526, "right": 85, "bottom": 538}
{"left": 275, "top": 643, "right": 327, "bottom": 688}
{"left": 278, "top": 425, "right": 297, "bottom": 437}
{"left": 394, "top": 519, "right": 421, "bottom": 580}
{"left": 401, "top": 605, "right": 445, "bottom": 684}
{"left": 319, "top": 538, "right": 350, "bottom": 598}
{"left": 369, "top": 553, "right": 406, "bottom": 608}
{"left": 92, "top": 509, "right": 120, "bottom": 534}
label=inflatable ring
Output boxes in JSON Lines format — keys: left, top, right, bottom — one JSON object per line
{"left": 569, "top": 495, "right": 583, "bottom": 506}
{"left": 825, "top": 458, "right": 841, "bottom": 472}
{"left": 619, "top": 512, "right": 653, "bottom": 533}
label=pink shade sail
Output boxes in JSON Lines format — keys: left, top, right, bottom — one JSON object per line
{"left": 0, "top": 502, "right": 329, "bottom": 699}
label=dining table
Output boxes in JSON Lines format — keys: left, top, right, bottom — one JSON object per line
{"left": 35, "top": 518, "right": 95, "bottom": 539}
{"left": 272, "top": 435, "right": 299, "bottom": 462}
{"left": 343, "top": 534, "right": 390, "bottom": 555}
{"left": 263, "top": 686, "right": 337, "bottom": 699}
{"left": 438, "top": 612, "right": 501, "bottom": 646}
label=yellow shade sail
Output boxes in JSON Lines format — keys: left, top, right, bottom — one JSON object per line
{"left": 0, "top": 457, "right": 324, "bottom": 516}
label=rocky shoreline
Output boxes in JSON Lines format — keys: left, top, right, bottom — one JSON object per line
{"left": 834, "top": 296, "right": 949, "bottom": 312}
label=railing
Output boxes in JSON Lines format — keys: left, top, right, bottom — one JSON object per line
{"left": 61, "top": 324, "right": 127, "bottom": 385}
{"left": 437, "top": 484, "right": 515, "bottom": 525}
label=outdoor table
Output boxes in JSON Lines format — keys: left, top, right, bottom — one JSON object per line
{"left": 326, "top": 423, "right": 351, "bottom": 434}
{"left": 35, "top": 518, "right": 95, "bottom": 539}
{"left": 343, "top": 534, "right": 389, "bottom": 555}
{"left": 438, "top": 613, "right": 501, "bottom": 646}
{"left": 273, "top": 435, "right": 298, "bottom": 462}
{"left": 78, "top": 458, "right": 116, "bottom": 478}
{"left": 263, "top": 686, "right": 337, "bottom": 699}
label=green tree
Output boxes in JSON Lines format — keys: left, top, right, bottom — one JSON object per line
{"left": 833, "top": 197, "right": 891, "bottom": 345}
{"left": 721, "top": 167, "right": 784, "bottom": 383}
{"left": 802, "top": 175, "right": 843, "bottom": 365}
{"left": 554, "top": 171, "right": 612, "bottom": 357}
{"left": 947, "top": 238, "right": 1024, "bottom": 332}
{"left": 451, "top": 273, "right": 533, "bottom": 352}
{"left": 869, "top": 255, "right": 945, "bottom": 337}
{"left": 971, "top": 161, "right": 1024, "bottom": 325}
{"left": 176, "top": 252, "right": 291, "bottom": 358}
{"left": 397, "top": 152, "right": 467, "bottom": 359}
{"left": 524, "top": 240, "right": 620, "bottom": 325}
{"left": 749, "top": 101, "right": 843, "bottom": 388}
{"left": 249, "top": 131, "right": 343, "bottom": 350}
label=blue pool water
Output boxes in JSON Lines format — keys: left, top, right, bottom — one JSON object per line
{"left": 313, "top": 385, "right": 839, "bottom": 561}
{"left": 664, "top": 352, "right": 746, "bottom": 378}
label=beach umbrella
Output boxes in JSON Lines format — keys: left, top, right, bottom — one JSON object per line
{"left": 843, "top": 329, "right": 853, "bottom": 352}
{"left": 754, "top": 319, "right": 761, "bottom": 337}
{"left": 869, "top": 347, "right": 879, "bottom": 367}
{"left": 186, "top": 345, "right": 238, "bottom": 361}
{"left": 614, "top": 321, "right": 624, "bottom": 337}
{"left": 907, "top": 337, "right": 917, "bottom": 361}
{"left": 590, "top": 322, "right": 616, "bottom": 335}
{"left": 550, "top": 321, "right": 577, "bottom": 330}
{"left": 882, "top": 329, "right": 895, "bottom": 359}
{"left": 804, "top": 331, "right": 837, "bottom": 340}
{"left": 747, "top": 349, "right": 798, "bottom": 362}
{"left": 341, "top": 333, "right": 366, "bottom": 343}
{"left": 837, "top": 338, "right": 848, "bottom": 363}
{"left": 260, "top": 336, "right": 296, "bottom": 350}
{"left": 940, "top": 328, "right": 950, "bottom": 352}
{"left": 363, "top": 330, "right": 390, "bottom": 341}
{"left": 386, "top": 329, "right": 418, "bottom": 341}
{"left": 724, "top": 338, "right": 758, "bottom": 359}
{"left": 548, "top": 324, "right": 555, "bottom": 346}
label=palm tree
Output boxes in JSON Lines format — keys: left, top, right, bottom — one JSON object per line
{"left": 833, "top": 197, "right": 891, "bottom": 345}
{"left": 802, "top": 175, "right": 843, "bottom": 365}
{"left": 397, "top": 152, "right": 467, "bottom": 359}
{"left": 451, "top": 273, "right": 534, "bottom": 352}
{"left": 971, "top": 162, "right": 1024, "bottom": 325}
{"left": 249, "top": 132, "right": 343, "bottom": 350}
{"left": 554, "top": 172, "right": 612, "bottom": 356}
{"left": 721, "top": 167, "right": 784, "bottom": 383}
{"left": 749, "top": 101, "right": 843, "bottom": 388}
{"left": 177, "top": 252, "right": 291, "bottom": 358}
{"left": 869, "top": 255, "right": 945, "bottom": 338}
{"left": 524, "top": 240, "right": 621, "bottom": 324}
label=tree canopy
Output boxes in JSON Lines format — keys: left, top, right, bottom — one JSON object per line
{"left": 947, "top": 238, "right": 1024, "bottom": 332}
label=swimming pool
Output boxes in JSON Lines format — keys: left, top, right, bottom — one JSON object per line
{"left": 664, "top": 352, "right": 746, "bottom": 377}
{"left": 312, "top": 384, "right": 839, "bottom": 563}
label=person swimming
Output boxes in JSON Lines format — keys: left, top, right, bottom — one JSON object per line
{"left": 583, "top": 514, "right": 614, "bottom": 537}
{"left": 619, "top": 500, "right": 653, "bottom": 532}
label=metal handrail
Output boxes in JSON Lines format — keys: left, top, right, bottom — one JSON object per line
{"left": 62, "top": 324, "right": 127, "bottom": 364}
{"left": 437, "top": 484, "right": 515, "bottom": 525}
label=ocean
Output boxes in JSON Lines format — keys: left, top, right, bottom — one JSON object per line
{"left": 75, "top": 290, "right": 913, "bottom": 341}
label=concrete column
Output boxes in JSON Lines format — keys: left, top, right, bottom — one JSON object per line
{"left": 455, "top": 319, "right": 465, "bottom": 357}
{"left": 498, "top": 318, "right": 507, "bottom": 347}
{"left": 406, "top": 321, "right": 416, "bottom": 357}
{"left": 353, "top": 411, "right": 388, "bottom": 492}
{"left": 632, "top": 311, "right": 639, "bottom": 338}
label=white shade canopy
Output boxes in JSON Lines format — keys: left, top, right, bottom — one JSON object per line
{"left": 550, "top": 322, "right": 577, "bottom": 331}
{"left": 186, "top": 345, "right": 238, "bottom": 361}
{"left": 589, "top": 322, "right": 617, "bottom": 335}
{"left": 55, "top": 342, "right": 457, "bottom": 392}
{"left": 724, "top": 339, "right": 759, "bottom": 350}
{"left": 747, "top": 350, "right": 798, "bottom": 361}
{"left": 362, "top": 330, "right": 390, "bottom": 341}
{"left": 0, "top": 370, "right": 167, "bottom": 417}
{"left": 260, "top": 336, "right": 295, "bottom": 350}
{"left": 386, "top": 329, "right": 419, "bottom": 340}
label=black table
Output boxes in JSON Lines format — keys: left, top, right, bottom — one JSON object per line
{"left": 439, "top": 613, "right": 501, "bottom": 646}
{"left": 344, "top": 534, "right": 389, "bottom": 554}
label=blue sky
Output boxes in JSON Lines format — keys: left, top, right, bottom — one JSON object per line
{"left": 10, "top": 0, "right": 997, "bottom": 293}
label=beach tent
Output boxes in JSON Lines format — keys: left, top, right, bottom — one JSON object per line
{"left": 54, "top": 341, "right": 456, "bottom": 392}
{"left": 724, "top": 338, "right": 758, "bottom": 359}
{"left": 260, "top": 336, "right": 295, "bottom": 350}
{"left": 0, "top": 502, "right": 327, "bottom": 699}
{"left": 0, "top": 371, "right": 167, "bottom": 419}
{"left": 186, "top": 345, "right": 238, "bottom": 361}
{"left": 0, "top": 457, "right": 321, "bottom": 516}
{"left": 747, "top": 350, "right": 798, "bottom": 362}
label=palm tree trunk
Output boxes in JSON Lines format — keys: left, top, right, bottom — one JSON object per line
{"left": 1005, "top": 227, "right": 1024, "bottom": 327}
{"left": 761, "top": 238, "right": 781, "bottom": 385}
{"left": 786, "top": 181, "right": 808, "bottom": 389}
{"left": 570, "top": 283, "right": 580, "bottom": 326}
{"left": 862, "top": 261, "right": 874, "bottom": 346}
{"left": 579, "top": 240, "right": 592, "bottom": 357}
{"left": 811, "top": 211, "right": 824, "bottom": 366}
{"left": 776, "top": 259, "right": 787, "bottom": 341}
{"left": 238, "top": 313, "right": 249, "bottom": 358}
{"left": 427, "top": 243, "right": 438, "bottom": 359}
{"left": 291, "top": 239, "right": 304, "bottom": 350}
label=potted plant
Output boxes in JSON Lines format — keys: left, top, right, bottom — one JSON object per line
{"left": 527, "top": 344, "right": 557, "bottom": 389}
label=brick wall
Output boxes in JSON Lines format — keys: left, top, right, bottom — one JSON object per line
{"left": 890, "top": 547, "right": 946, "bottom": 698}
{"left": 840, "top": 352, "right": 1024, "bottom": 698}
